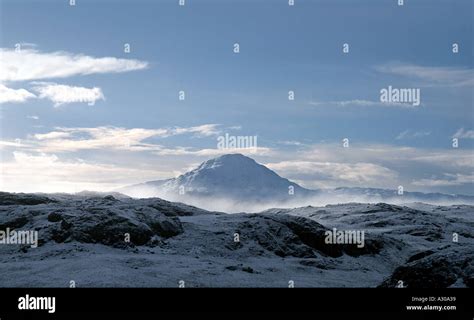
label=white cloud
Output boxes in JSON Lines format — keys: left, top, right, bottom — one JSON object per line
{"left": 0, "top": 126, "right": 272, "bottom": 192}
{"left": 34, "top": 131, "right": 73, "bottom": 140}
{"left": 375, "top": 63, "right": 474, "bottom": 87}
{"left": 153, "top": 146, "right": 272, "bottom": 157}
{"left": 0, "top": 48, "right": 148, "bottom": 82}
{"left": 0, "top": 47, "right": 147, "bottom": 106}
{"left": 309, "top": 99, "right": 416, "bottom": 108}
{"left": 1, "top": 133, "right": 472, "bottom": 194}
{"left": 453, "top": 128, "right": 474, "bottom": 139}
{"left": 267, "top": 161, "right": 398, "bottom": 189}
{"left": 256, "top": 143, "right": 474, "bottom": 191}
{"left": 0, "top": 152, "right": 168, "bottom": 193}
{"left": 0, "top": 140, "right": 26, "bottom": 149}
{"left": 278, "top": 140, "right": 306, "bottom": 146}
{"left": 412, "top": 173, "right": 474, "bottom": 187}
{"left": 168, "top": 124, "right": 221, "bottom": 137}
{"left": 411, "top": 152, "right": 474, "bottom": 168}
{"left": 14, "top": 43, "right": 37, "bottom": 49}
{"left": 12, "top": 125, "right": 225, "bottom": 152}
{"left": 27, "top": 115, "right": 39, "bottom": 120}
{"left": 30, "top": 126, "right": 168, "bottom": 152}
{"left": 0, "top": 84, "right": 36, "bottom": 104}
{"left": 396, "top": 130, "right": 431, "bottom": 140}
{"left": 293, "top": 143, "right": 473, "bottom": 169}
{"left": 32, "top": 82, "right": 105, "bottom": 107}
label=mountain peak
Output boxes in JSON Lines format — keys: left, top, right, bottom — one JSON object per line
{"left": 154, "top": 153, "right": 311, "bottom": 200}
{"left": 197, "top": 153, "right": 257, "bottom": 170}
{"left": 216, "top": 153, "right": 249, "bottom": 159}
{"left": 207, "top": 153, "right": 256, "bottom": 163}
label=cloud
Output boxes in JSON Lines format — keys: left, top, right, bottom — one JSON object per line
{"left": 14, "top": 125, "right": 225, "bottom": 152}
{"left": 453, "top": 128, "right": 474, "bottom": 139}
{"left": 168, "top": 124, "right": 222, "bottom": 137}
{"left": 396, "top": 130, "right": 431, "bottom": 140}
{"left": 411, "top": 152, "right": 474, "bottom": 168}
{"left": 31, "top": 82, "right": 105, "bottom": 107}
{"left": 309, "top": 99, "right": 416, "bottom": 108}
{"left": 258, "top": 143, "right": 473, "bottom": 191}
{"left": 0, "top": 124, "right": 272, "bottom": 162}
{"left": 1, "top": 132, "right": 472, "bottom": 194}
{"left": 0, "top": 48, "right": 148, "bottom": 82}
{"left": 0, "top": 47, "right": 148, "bottom": 106}
{"left": 0, "top": 84, "right": 36, "bottom": 104}
{"left": 152, "top": 146, "right": 272, "bottom": 157}
{"left": 14, "top": 42, "right": 37, "bottom": 49}
{"left": 27, "top": 115, "right": 39, "bottom": 120}
{"left": 30, "top": 126, "right": 168, "bottom": 152}
{"left": 294, "top": 143, "right": 473, "bottom": 168}
{"left": 34, "top": 131, "right": 73, "bottom": 140}
{"left": 267, "top": 161, "right": 398, "bottom": 189}
{"left": 0, "top": 152, "right": 168, "bottom": 193}
{"left": 0, "top": 140, "right": 26, "bottom": 149}
{"left": 412, "top": 173, "right": 474, "bottom": 187}
{"left": 375, "top": 63, "right": 474, "bottom": 87}
{"left": 278, "top": 140, "right": 306, "bottom": 147}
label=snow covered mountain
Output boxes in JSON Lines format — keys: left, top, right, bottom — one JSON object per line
{"left": 120, "top": 154, "right": 315, "bottom": 202}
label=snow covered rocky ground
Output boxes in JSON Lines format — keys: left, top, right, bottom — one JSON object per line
{"left": 0, "top": 192, "right": 472, "bottom": 287}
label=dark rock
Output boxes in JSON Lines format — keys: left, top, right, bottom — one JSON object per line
{"left": 0, "top": 215, "right": 30, "bottom": 230}
{"left": 0, "top": 192, "right": 55, "bottom": 206}
{"left": 360, "top": 203, "right": 404, "bottom": 214}
{"left": 61, "top": 219, "right": 72, "bottom": 230}
{"left": 237, "top": 213, "right": 383, "bottom": 258}
{"left": 238, "top": 215, "right": 315, "bottom": 258}
{"left": 144, "top": 199, "right": 209, "bottom": 217}
{"left": 146, "top": 216, "right": 183, "bottom": 238}
{"left": 407, "top": 250, "right": 435, "bottom": 263}
{"left": 271, "top": 214, "right": 344, "bottom": 257}
{"left": 242, "top": 266, "right": 254, "bottom": 273}
{"left": 51, "top": 226, "right": 71, "bottom": 243}
{"left": 342, "top": 238, "right": 384, "bottom": 257}
{"left": 47, "top": 212, "right": 62, "bottom": 222}
{"left": 379, "top": 246, "right": 473, "bottom": 288}
{"left": 299, "top": 259, "right": 336, "bottom": 270}
{"left": 406, "top": 227, "right": 443, "bottom": 241}
{"left": 37, "top": 204, "right": 185, "bottom": 247}
{"left": 133, "top": 206, "right": 184, "bottom": 238}
{"left": 71, "top": 213, "right": 153, "bottom": 246}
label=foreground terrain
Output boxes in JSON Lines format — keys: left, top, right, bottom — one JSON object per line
{"left": 0, "top": 192, "right": 472, "bottom": 287}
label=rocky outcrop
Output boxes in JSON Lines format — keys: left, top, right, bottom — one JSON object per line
{"left": 0, "top": 192, "right": 56, "bottom": 206}
{"left": 379, "top": 245, "right": 474, "bottom": 288}
{"left": 1, "top": 195, "right": 185, "bottom": 248}
{"left": 235, "top": 213, "right": 382, "bottom": 258}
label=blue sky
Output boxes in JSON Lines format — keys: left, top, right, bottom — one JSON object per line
{"left": 0, "top": 0, "right": 473, "bottom": 195}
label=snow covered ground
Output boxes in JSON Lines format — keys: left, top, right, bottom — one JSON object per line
{"left": 0, "top": 192, "right": 472, "bottom": 287}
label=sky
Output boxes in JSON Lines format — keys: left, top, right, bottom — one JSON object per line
{"left": 0, "top": 0, "right": 473, "bottom": 195}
